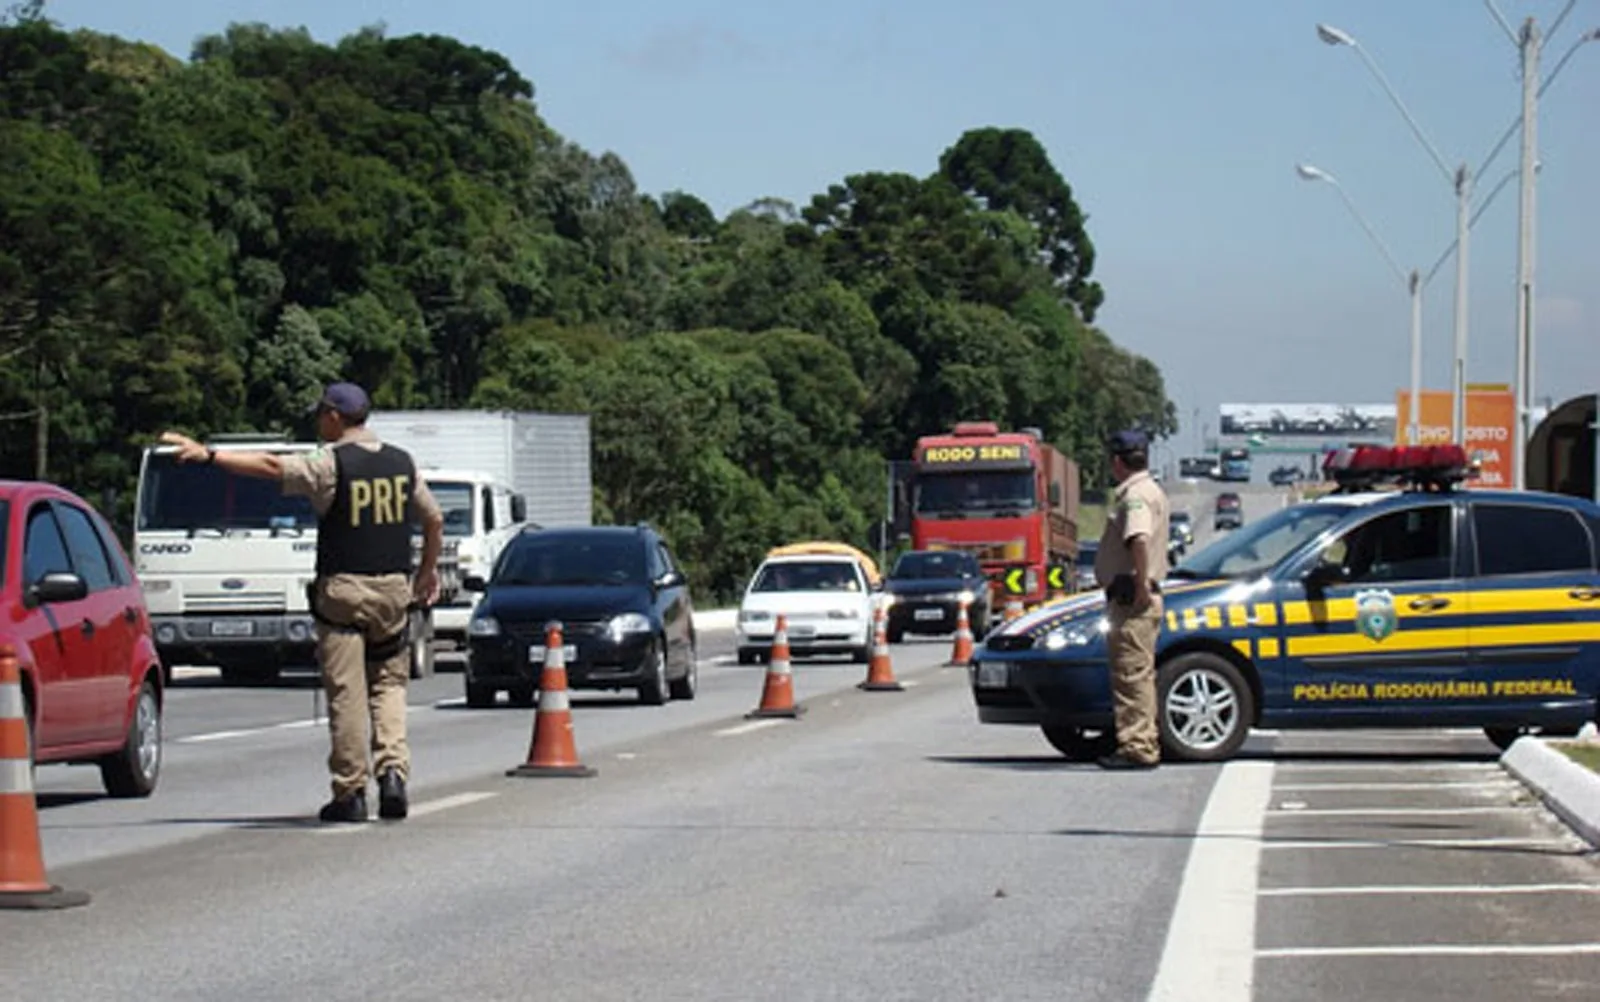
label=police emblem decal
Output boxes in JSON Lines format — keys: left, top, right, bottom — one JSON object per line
{"left": 1354, "top": 589, "right": 1398, "bottom": 643}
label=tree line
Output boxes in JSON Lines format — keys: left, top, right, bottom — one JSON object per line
{"left": 0, "top": 7, "right": 1176, "bottom": 602}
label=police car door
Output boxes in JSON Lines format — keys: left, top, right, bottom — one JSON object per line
{"left": 1275, "top": 499, "right": 1470, "bottom": 723}
{"left": 1463, "top": 500, "right": 1600, "bottom": 717}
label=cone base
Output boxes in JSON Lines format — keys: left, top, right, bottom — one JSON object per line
{"left": 858, "top": 680, "right": 905, "bottom": 692}
{"left": 0, "top": 885, "right": 91, "bottom": 910}
{"left": 745, "top": 706, "right": 804, "bottom": 719}
{"left": 506, "top": 763, "right": 596, "bottom": 778}
{"left": 946, "top": 660, "right": 972, "bottom": 668}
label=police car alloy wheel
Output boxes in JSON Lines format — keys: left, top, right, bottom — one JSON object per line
{"left": 1156, "top": 653, "right": 1255, "bottom": 762}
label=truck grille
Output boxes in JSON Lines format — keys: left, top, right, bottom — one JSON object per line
{"left": 186, "top": 590, "right": 289, "bottom": 613}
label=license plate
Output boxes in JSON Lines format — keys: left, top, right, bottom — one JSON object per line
{"left": 976, "top": 662, "right": 1011, "bottom": 688}
{"left": 914, "top": 608, "right": 944, "bottom": 622}
{"left": 788, "top": 624, "right": 817, "bottom": 637}
{"left": 210, "top": 620, "right": 255, "bottom": 637}
{"left": 528, "top": 644, "right": 578, "bottom": 664}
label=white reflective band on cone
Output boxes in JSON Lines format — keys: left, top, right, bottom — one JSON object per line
{"left": 538, "top": 687, "right": 570, "bottom": 712}
{"left": 0, "top": 682, "right": 23, "bottom": 720}
{"left": 0, "top": 758, "right": 33, "bottom": 795}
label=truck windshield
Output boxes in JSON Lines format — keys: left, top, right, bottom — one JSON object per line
{"left": 428, "top": 481, "right": 475, "bottom": 537}
{"left": 1172, "top": 504, "right": 1346, "bottom": 580}
{"left": 137, "top": 453, "right": 316, "bottom": 532}
{"left": 914, "top": 471, "right": 1035, "bottom": 515}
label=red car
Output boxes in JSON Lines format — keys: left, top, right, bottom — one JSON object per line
{"left": 3, "top": 480, "right": 164, "bottom": 797}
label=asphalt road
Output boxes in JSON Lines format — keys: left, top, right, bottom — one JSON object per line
{"left": 9, "top": 622, "right": 1598, "bottom": 1001}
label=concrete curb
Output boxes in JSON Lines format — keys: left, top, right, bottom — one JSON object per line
{"left": 1501, "top": 735, "right": 1600, "bottom": 849}
{"left": 692, "top": 608, "right": 737, "bottom": 632}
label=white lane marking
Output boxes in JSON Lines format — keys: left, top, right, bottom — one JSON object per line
{"left": 1273, "top": 781, "right": 1518, "bottom": 791}
{"left": 276, "top": 719, "right": 319, "bottom": 730}
{"left": 175, "top": 729, "right": 258, "bottom": 744}
{"left": 316, "top": 791, "right": 498, "bottom": 835}
{"left": 1262, "top": 837, "right": 1584, "bottom": 851}
{"left": 1260, "top": 883, "right": 1600, "bottom": 897}
{"left": 713, "top": 718, "right": 787, "bottom": 737}
{"left": 1147, "top": 760, "right": 1275, "bottom": 1002}
{"left": 1258, "top": 944, "right": 1600, "bottom": 958}
{"left": 1265, "top": 806, "right": 1527, "bottom": 817}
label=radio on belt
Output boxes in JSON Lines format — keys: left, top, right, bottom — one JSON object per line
{"left": 1320, "top": 443, "right": 1476, "bottom": 492}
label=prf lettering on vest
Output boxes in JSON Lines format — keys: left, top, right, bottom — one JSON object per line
{"left": 349, "top": 475, "right": 411, "bottom": 527}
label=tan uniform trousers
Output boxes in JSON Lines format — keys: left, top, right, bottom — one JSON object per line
{"left": 1108, "top": 595, "right": 1164, "bottom": 764}
{"left": 315, "top": 572, "right": 413, "bottom": 799}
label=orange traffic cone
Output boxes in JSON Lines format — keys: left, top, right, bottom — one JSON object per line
{"left": 748, "top": 614, "right": 804, "bottom": 718}
{"left": 1, "top": 645, "right": 90, "bottom": 910}
{"left": 859, "top": 603, "right": 904, "bottom": 692}
{"left": 507, "top": 622, "right": 596, "bottom": 778}
{"left": 948, "top": 600, "right": 975, "bottom": 667}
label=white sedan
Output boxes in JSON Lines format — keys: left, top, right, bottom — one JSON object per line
{"left": 736, "top": 554, "right": 879, "bottom": 664}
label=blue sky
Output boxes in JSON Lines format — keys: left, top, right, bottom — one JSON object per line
{"left": 50, "top": 1, "right": 1600, "bottom": 455}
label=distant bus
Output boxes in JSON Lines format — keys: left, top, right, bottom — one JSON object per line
{"left": 1218, "top": 447, "right": 1251, "bottom": 482}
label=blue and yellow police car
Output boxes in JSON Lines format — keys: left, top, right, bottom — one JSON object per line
{"left": 970, "top": 444, "right": 1600, "bottom": 761}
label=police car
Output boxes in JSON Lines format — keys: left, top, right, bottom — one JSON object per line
{"left": 970, "top": 444, "right": 1600, "bottom": 761}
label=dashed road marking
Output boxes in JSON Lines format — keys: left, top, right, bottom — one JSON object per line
{"left": 1258, "top": 943, "right": 1600, "bottom": 959}
{"left": 713, "top": 718, "right": 788, "bottom": 737}
{"left": 175, "top": 729, "right": 257, "bottom": 744}
{"left": 315, "top": 791, "right": 498, "bottom": 835}
{"left": 1148, "top": 760, "right": 1275, "bottom": 1002}
{"left": 1260, "top": 883, "right": 1600, "bottom": 897}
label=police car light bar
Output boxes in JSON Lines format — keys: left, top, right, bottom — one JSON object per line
{"left": 1321, "top": 443, "right": 1475, "bottom": 491}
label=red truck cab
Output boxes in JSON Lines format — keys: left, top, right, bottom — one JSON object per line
{"left": 909, "top": 423, "right": 1079, "bottom": 618}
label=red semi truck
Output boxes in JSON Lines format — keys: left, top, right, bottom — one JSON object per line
{"left": 909, "top": 422, "right": 1080, "bottom": 619}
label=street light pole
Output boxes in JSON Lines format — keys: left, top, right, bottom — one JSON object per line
{"left": 1451, "top": 164, "right": 1471, "bottom": 444}
{"left": 1512, "top": 17, "right": 1539, "bottom": 491}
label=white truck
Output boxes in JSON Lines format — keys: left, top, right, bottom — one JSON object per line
{"left": 362, "top": 410, "right": 593, "bottom": 649}
{"left": 134, "top": 434, "right": 459, "bottom": 684}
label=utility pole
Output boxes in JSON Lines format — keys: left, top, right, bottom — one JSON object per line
{"left": 1511, "top": 16, "right": 1540, "bottom": 491}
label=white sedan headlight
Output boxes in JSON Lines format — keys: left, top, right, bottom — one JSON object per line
{"left": 739, "top": 609, "right": 772, "bottom": 622}
{"left": 827, "top": 608, "right": 861, "bottom": 619}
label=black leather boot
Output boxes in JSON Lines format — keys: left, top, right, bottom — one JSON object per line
{"left": 318, "top": 790, "right": 368, "bottom": 823}
{"left": 378, "top": 770, "right": 408, "bottom": 820}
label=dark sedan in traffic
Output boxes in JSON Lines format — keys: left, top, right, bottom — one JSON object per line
{"left": 884, "top": 550, "right": 990, "bottom": 641}
{"left": 463, "top": 524, "right": 698, "bottom": 708}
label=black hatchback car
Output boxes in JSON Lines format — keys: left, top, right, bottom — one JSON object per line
{"left": 884, "top": 550, "right": 990, "bottom": 642}
{"left": 461, "top": 525, "right": 697, "bottom": 708}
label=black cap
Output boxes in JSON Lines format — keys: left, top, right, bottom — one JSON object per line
{"left": 307, "top": 382, "right": 370, "bottom": 418}
{"left": 1107, "top": 429, "right": 1149, "bottom": 455}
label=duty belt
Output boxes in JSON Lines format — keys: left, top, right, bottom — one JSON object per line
{"left": 306, "top": 581, "right": 409, "bottom": 663}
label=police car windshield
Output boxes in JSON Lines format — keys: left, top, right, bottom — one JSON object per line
{"left": 1173, "top": 504, "right": 1346, "bottom": 580}
{"left": 138, "top": 453, "right": 316, "bottom": 532}
{"left": 495, "top": 535, "right": 646, "bottom": 587}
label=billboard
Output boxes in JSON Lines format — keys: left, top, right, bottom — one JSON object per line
{"left": 1219, "top": 403, "right": 1396, "bottom": 441}
{"left": 1394, "top": 386, "right": 1516, "bottom": 489}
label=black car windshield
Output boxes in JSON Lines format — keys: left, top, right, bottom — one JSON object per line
{"left": 1173, "top": 504, "right": 1348, "bottom": 579}
{"left": 495, "top": 535, "right": 645, "bottom": 587}
{"left": 891, "top": 552, "right": 972, "bottom": 579}
{"left": 751, "top": 560, "right": 862, "bottom": 592}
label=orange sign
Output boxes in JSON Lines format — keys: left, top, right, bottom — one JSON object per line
{"left": 1394, "top": 388, "right": 1516, "bottom": 489}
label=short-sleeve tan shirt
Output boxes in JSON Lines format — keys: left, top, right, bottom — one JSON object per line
{"left": 279, "top": 427, "right": 442, "bottom": 525}
{"left": 1094, "top": 470, "right": 1170, "bottom": 586}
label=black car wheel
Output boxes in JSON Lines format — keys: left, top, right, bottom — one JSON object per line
{"left": 669, "top": 636, "right": 697, "bottom": 701}
{"left": 638, "top": 639, "right": 670, "bottom": 705}
{"left": 1157, "top": 653, "right": 1254, "bottom": 762}
{"left": 465, "top": 678, "right": 497, "bottom": 708}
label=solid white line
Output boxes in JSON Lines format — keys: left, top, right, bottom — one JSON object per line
{"left": 713, "top": 719, "right": 787, "bottom": 737}
{"left": 1262, "top": 837, "right": 1583, "bottom": 851}
{"left": 1260, "top": 883, "right": 1600, "bottom": 897}
{"left": 1147, "top": 760, "right": 1275, "bottom": 1002}
{"left": 1273, "top": 762, "right": 1499, "bottom": 773}
{"left": 1273, "top": 781, "right": 1517, "bottom": 791}
{"left": 1258, "top": 944, "right": 1600, "bottom": 959}
{"left": 408, "top": 791, "right": 497, "bottom": 818}
{"left": 1266, "top": 806, "right": 1526, "bottom": 817}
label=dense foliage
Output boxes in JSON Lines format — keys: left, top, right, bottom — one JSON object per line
{"left": 0, "top": 8, "right": 1176, "bottom": 601}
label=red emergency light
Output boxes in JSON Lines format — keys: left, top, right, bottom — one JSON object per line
{"left": 1321, "top": 443, "right": 1474, "bottom": 491}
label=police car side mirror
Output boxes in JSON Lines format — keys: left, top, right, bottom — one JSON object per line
{"left": 462, "top": 574, "right": 488, "bottom": 593}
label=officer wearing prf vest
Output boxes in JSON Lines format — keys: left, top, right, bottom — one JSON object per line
{"left": 1092, "top": 429, "right": 1169, "bottom": 770}
{"left": 160, "top": 382, "right": 445, "bottom": 823}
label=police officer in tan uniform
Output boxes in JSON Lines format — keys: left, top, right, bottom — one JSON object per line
{"left": 161, "top": 382, "right": 445, "bottom": 822}
{"left": 1092, "top": 429, "right": 1169, "bottom": 769}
